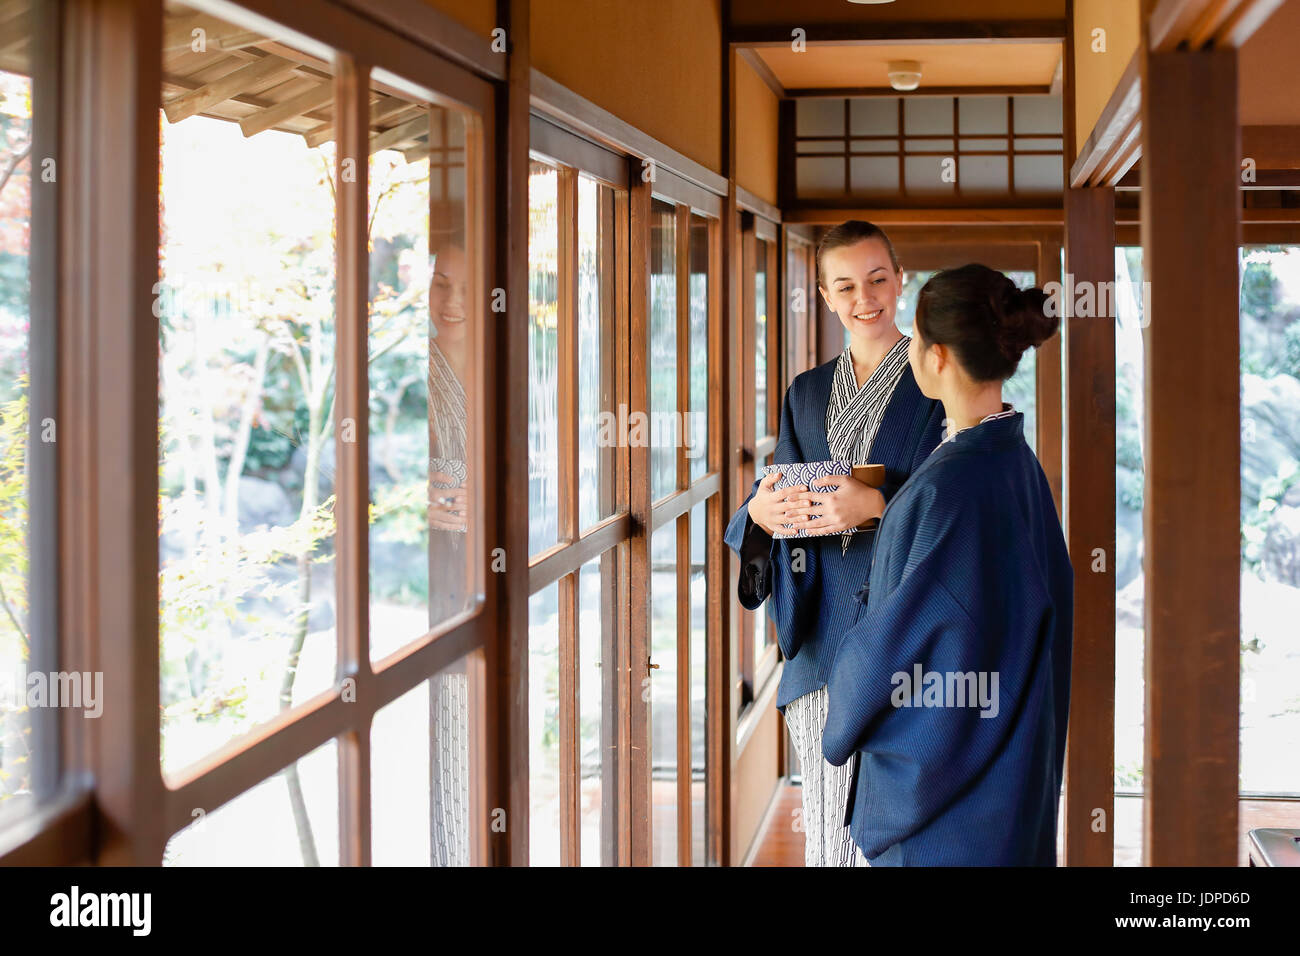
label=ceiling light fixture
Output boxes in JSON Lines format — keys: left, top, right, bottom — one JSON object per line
{"left": 887, "top": 60, "right": 922, "bottom": 91}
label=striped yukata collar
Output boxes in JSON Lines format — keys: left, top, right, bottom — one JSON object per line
{"left": 824, "top": 335, "right": 911, "bottom": 552}
{"left": 938, "top": 402, "right": 1017, "bottom": 447}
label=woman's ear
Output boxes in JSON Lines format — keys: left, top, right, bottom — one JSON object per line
{"left": 930, "top": 341, "right": 949, "bottom": 376}
{"left": 894, "top": 269, "right": 904, "bottom": 297}
{"left": 818, "top": 283, "right": 833, "bottom": 310}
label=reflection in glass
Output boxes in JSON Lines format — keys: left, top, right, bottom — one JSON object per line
{"left": 755, "top": 238, "right": 769, "bottom": 441}
{"left": 157, "top": 11, "right": 339, "bottom": 785}
{"left": 528, "top": 162, "right": 559, "bottom": 554}
{"left": 578, "top": 176, "right": 616, "bottom": 530}
{"left": 370, "top": 659, "right": 474, "bottom": 866}
{"left": 529, "top": 583, "right": 560, "bottom": 865}
{"left": 650, "top": 200, "right": 677, "bottom": 500}
{"left": 163, "top": 739, "right": 339, "bottom": 866}
{"left": 689, "top": 216, "right": 709, "bottom": 481}
{"left": 0, "top": 2, "right": 41, "bottom": 826}
{"left": 650, "top": 524, "right": 677, "bottom": 864}
{"left": 578, "top": 557, "right": 610, "bottom": 865}
{"left": 368, "top": 101, "right": 476, "bottom": 663}
{"left": 689, "top": 501, "right": 708, "bottom": 865}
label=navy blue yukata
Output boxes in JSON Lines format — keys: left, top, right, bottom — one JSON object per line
{"left": 723, "top": 355, "right": 946, "bottom": 711}
{"left": 821, "top": 411, "right": 1074, "bottom": 866}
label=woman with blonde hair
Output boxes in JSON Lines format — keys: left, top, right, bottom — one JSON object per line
{"left": 725, "top": 220, "right": 945, "bottom": 866}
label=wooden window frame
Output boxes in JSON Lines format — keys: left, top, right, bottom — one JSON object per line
{"left": 0, "top": 0, "right": 501, "bottom": 867}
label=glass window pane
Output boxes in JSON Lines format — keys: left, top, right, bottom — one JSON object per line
{"left": 368, "top": 96, "right": 479, "bottom": 664}
{"left": 959, "top": 95, "right": 1008, "bottom": 135}
{"left": 650, "top": 523, "right": 678, "bottom": 865}
{"left": 528, "top": 161, "right": 559, "bottom": 554}
{"left": 904, "top": 97, "right": 953, "bottom": 136}
{"left": 904, "top": 155, "right": 955, "bottom": 196}
{"left": 157, "top": 9, "right": 339, "bottom": 776}
{"left": 959, "top": 155, "right": 1009, "bottom": 195}
{"left": 1013, "top": 155, "right": 1063, "bottom": 194}
{"left": 796, "top": 139, "right": 846, "bottom": 153}
{"left": 755, "top": 238, "right": 769, "bottom": 442}
{"left": 795, "top": 157, "right": 845, "bottom": 198}
{"left": 649, "top": 199, "right": 677, "bottom": 500}
{"left": 1013, "top": 94, "right": 1063, "bottom": 135}
{"left": 688, "top": 215, "right": 709, "bottom": 482}
{"left": 849, "top": 97, "right": 898, "bottom": 135}
{"left": 0, "top": 1, "right": 50, "bottom": 827}
{"left": 163, "top": 739, "right": 339, "bottom": 865}
{"left": 529, "top": 582, "right": 560, "bottom": 865}
{"left": 578, "top": 556, "right": 613, "bottom": 866}
{"left": 689, "top": 500, "right": 708, "bottom": 866}
{"left": 849, "top": 156, "right": 900, "bottom": 195}
{"left": 1239, "top": 246, "right": 1300, "bottom": 796}
{"left": 370, "top": 658, "right": 475, "bottom": 866}
{"left": 1113, "top": 245, "right": 1146, "bottom": 865}
{"left": 796, "top": 97, "right": 844, "bottom": 137}
{"left": 578, "top": 175, "right": 616, "bottom": 530}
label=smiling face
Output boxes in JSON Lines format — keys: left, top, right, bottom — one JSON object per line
{"left": 818, "top": 237, "right": 904, "bottom": 347}
{"left": 429, "top": 244, "right": 468, "bottom": 348}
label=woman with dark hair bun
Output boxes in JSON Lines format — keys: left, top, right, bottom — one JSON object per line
{"left": 821, "top": 262, "right": 1074, "bottom": 866}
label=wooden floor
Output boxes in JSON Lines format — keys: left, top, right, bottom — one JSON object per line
{"left": 747, "top": 784, "right": 804, "bottom": 866}
{"left": 747, "top": 783, "right": 1300, "bottom": 866}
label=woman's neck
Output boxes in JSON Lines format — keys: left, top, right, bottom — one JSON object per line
{"left": 940, "top": 380, "right": 1006, "bottom": 434}
{"left": 847, "top": 329, "right": 903, "bottom": 389}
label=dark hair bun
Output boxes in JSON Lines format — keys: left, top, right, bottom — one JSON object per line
{"left": 994, "top": 285, "right": 1057, "bottom": 362}
{"left": 914, "top": 263, "right": 1057, "bottom": 383}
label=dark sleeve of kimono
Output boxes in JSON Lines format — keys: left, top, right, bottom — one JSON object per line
{"left": 820, "top": 472, "right": 1063, "bottom": 859}
{"left": 723, "top": 378, "right": 806, "bottom": 610}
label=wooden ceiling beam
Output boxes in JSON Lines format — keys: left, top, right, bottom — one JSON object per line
{"left": 238, "top": 81, "right": 333, "bottom": 137}
{"left": 1149, "top": 0, "right": 1286, "bottom": 51}
{"left": 781, "top": 207, "right": 1063, "bottom": 226}
{"left": 728, "top": 19, "right": 1067, "bottom": 47}
{"left": 162, "top": 53, "right": 298, "bottom": 123}
{"left": 1070, "top": 51, "right": 1140, "bottom": 187}
{"left": 784, "top": 84, "right": 1051, "bottom": 98}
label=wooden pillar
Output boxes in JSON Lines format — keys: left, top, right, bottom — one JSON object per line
{"left": 1036, "top": 238, "right": 1064, "bottom": 517}
{"left": 627, "top": 167, "right": 653, "bottom": 866}
{"left": 491, "top": 0, "right": 531, "bottom": 866}
{"left": 61, "top": 0, "right": 165, "bottom": 864}
{"left": 1140, "top": 38, "right": 1241, "bottom": 867}
{"left": 1062, "top": 187, "right": 1116, "bottom": 867}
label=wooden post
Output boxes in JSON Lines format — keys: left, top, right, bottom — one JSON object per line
{"left": 1062, "top": 186, "right": 1116, "bottom": 867}
{"left": 491, "top": 0, "right": 531, "bottom": 867}
{"left": 61, "top": 0, "right": 165, "bottom": 864}
{"left": 1140, "top": 37, "right": 1241, "bottom": 868}
{"left": 334, "top": 53, "right": 372, "bottom": 868}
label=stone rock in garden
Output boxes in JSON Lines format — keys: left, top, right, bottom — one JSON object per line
{"left": 237, "top": 475, "right": 294, "bottom": 532}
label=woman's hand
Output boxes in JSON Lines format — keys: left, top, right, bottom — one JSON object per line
{"left": 747, "top": 470, "right": 808, "bottom": 536}
{"left": 428, "top": 471, "right": 468, "bottom": 532}
{"left": 781, "top": 475, "right": 885, "bottom": 535}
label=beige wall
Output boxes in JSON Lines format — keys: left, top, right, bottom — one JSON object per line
{"left": 1071, "top": 0, "right": 1139, "bottom": 157}
{"left": 421, "top": 0, "right": 496, "bottom": 39}
{"left": 531, "top": 0, "right": 723, "bottom": 174}
{"left": 731, "top": 0, "right": 1065, "bottom": 26}
{"left": 732, "top": 694, "right": 781, "bottom": 863}
{"left": 735, "top": 54, "right": 779, "bottom": 206}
